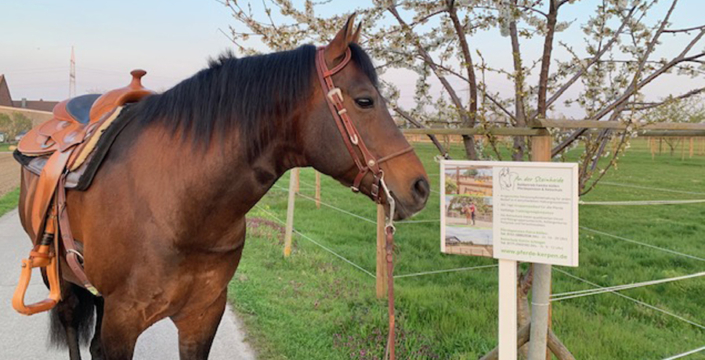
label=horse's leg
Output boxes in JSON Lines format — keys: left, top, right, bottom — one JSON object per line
{"left": 99, "top": 301, "right": 149, "bottom": 360}
{"left": 89, "top": 297, "right": 105, "bottom": 360}
{"left": 49, "top": 282, "right": 96, "bottom": 360}
{"left": 171, "top": 290, "right": 227, "bottom": 360}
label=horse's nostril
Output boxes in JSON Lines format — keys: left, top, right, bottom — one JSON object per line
{"left": 412, "top": 177, "right": 430, "bottom": 201}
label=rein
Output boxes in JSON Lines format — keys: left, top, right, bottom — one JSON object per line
{"left": 315, "top": 46, "right": 407, "bottom": 360}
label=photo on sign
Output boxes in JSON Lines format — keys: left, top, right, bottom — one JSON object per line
{"left": 442, "top": 165, "right": 493, "bottom": 258}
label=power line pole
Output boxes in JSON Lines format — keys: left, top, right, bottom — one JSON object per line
{"left": 69, "top": 46, "right": 76, "bottom": 97}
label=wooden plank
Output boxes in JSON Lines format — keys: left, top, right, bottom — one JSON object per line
{"left": 402, "top": 125, "right": 705, "bottom": 138}
{"left": 402, "top": 128, "right": 542, "bottom": 136}
{"left": 539, "top": 118, "right": 705, "bottom": 131}
{"left": 376, "top": 204, "right": 387, "bottom": 298}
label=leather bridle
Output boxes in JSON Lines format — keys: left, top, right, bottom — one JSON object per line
{"left": 315, "top": 47, "right": 412, "bottom": 204}
{"left": 315, "top": 46, "right": 409, "bottom": 360}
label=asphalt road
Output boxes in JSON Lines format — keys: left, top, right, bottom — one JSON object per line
{"left": 0, "top": 209, "right": 257, "bottom": 360}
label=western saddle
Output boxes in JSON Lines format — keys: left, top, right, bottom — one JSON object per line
{"left": 12, "top": 70, "right": 154, "bottom": 315}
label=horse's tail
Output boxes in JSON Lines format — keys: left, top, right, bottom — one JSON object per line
{"left": 49, "top": 283, "right": 96, "bottom": 348}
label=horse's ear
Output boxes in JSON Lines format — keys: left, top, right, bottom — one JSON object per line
{"left": 351, "top": 22, "right": 363, "bottom": 44}
{"left": 325, "top": 13, "right": 357, "bottom": 64}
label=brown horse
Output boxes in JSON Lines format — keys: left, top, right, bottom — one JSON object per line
{"left": 18, "top": 16, "right": 429, "bottom": 360}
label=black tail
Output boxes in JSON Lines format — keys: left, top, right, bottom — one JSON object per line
{"left": 49, "top": 283, "right": 96, "bottom": 348}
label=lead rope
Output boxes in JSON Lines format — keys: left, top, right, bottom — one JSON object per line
{"left": 380, "top": 179, "right": 396, "bottom": 360}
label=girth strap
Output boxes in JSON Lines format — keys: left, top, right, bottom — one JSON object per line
{"left": 57, "top": 175, "right": 101, "bottom": 296}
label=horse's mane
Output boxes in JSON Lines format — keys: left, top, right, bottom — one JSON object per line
{"left": 135, "top": 43, "right": 377, "bottom": 160}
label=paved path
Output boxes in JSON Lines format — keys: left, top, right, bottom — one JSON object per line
{"left": 0, "top": 209, "right": 257, "bottom": 359}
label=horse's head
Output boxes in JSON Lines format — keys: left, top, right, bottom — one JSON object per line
{"left": 301, "top": 15, "right": 429, "bottom": 220}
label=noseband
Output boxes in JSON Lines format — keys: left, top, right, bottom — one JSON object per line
{"left": 314, "top": 47, "right": 412, "bottom": 205}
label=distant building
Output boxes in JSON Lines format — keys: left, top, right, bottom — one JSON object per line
{"left": 0, "top": 74, "right": 59, "bottom": 112}
{"left": 0, "top": 75, "right": 12, "bottom": 107}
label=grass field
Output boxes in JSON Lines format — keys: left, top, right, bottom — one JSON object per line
{"left": 228, "top": 138, "right": 705, "bottom": 359}
{"left": 0, "top": 187, "right": 20, "bottom": 218}
{"left": 0, "top": 143, "right": 15, "bottom": 152}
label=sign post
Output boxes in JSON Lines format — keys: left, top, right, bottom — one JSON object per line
{"left": 498, "top": 259, "right": 517, "bottom": 360}
{"left": 283, "top": 168, "right": 299, "bottom": 257}
{"left": 528, "top": 135, "right": 552, "bottom": 360}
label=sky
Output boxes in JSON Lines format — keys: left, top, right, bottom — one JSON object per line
{"left": 1, "top": 0, "right": 703, "bottom": 118}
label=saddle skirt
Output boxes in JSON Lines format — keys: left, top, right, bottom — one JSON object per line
{"left": 12, "top": 70, "right": 154, "bottom": 315}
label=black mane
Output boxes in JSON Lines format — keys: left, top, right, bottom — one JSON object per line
{"left": 136, "top": 43, "right": 377, "bottom": 160}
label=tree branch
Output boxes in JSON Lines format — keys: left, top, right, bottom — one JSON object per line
{"left": 508, "top": 0, "right": 528, "bottom": 160}
{"left": 664, "top": 24, "right": 705, "bottom": 33}
{"left": 388, "top": 4, "right": 477, "bottom": 159}
{"left": 552, "top": 0, "right": 683, "bottom": 156}
{"left": 536, "top": 0, "right": 560, "bottom": 121}
{"left": 392, "top": 106, "right": 450, "bottom": 158}
{"left": 540, "top": 6, "right": 637, "bottom": 117}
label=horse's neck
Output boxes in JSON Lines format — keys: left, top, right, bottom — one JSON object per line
{"left": 182, "top": 127, "right": 307, "bottom": 218}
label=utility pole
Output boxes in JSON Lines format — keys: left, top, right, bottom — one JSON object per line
{"left": 69, "top": 46, "right": 76, "bottom": 98}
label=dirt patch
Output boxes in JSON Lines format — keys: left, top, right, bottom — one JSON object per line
{"left": 0, "top": 153, "right": 20, "bottom": 197}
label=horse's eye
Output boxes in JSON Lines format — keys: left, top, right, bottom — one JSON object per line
{"left": 354, "top": 97, "right": 374, "bottom": 109}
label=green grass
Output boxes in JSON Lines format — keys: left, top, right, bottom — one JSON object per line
{"left": 0, "top": 143, "right": 15, "bottom": 152}
{"left": 232, "top": 139, "right": 704, "bottom": 359}
{"left": 0, "top": 187, "right": 20, "bottom": 218}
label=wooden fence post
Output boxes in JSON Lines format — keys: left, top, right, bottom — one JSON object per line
{"left": 283, "top": 168, "right": 298, "bottom": 257}
{"left": 650, "top": 138, "right": 655, "bottom": 160}
{"left": 315, "top": 171, "right": 321, "bottom": 209}
{"left": 681, "top": 137, "right": 686, "bottom": 160}
{"left": 376, "top": 204, "right": 388, "bottom": 298}
{"left": 528, "top": 133, "right": 553, "bottom": 360}
{"left": 689, "top": 137, "right": 694, "bottom": 158}
{"left": 295, "top": 169, "right": 300, "bottom": 193}
{"left": 659, "top": 138, "right": 663, "bottom": 154}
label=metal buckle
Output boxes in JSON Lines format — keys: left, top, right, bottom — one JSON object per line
{"left": 379, "top": 176, "right": 396, "bottom": 232}
{"left": 371, "top": 183, "right": 379, "bottom": 198}
{"left": 350, "top": 134, "right": 359, "bottom": 145}
{"left": 327, "top": 88, "right": 343, "bottom": 102}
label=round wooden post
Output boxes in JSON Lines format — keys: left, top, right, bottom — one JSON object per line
{"left": 315, "top": 171, "right": 321, "bottom": 209}
{"left": 528, "top": 134, "right": 552, "bottom": 360}
{"left": 295, "top": 169, "right": 300, "bottom": 193}
{"left": 659, "top": 138, "right": 663, "bottom": 154}
{"left": 283, "top": 168, "right": 298, "bottom": 257}
{"left": 650, "top": 138, "right": 655, "bottom": 160}
{"left": 376, "top": 204, "right": 388, "bottom": 298}
{"left": 689, "top": 137, "right": 694, "bottom": 158}
{"left": 681, "top": 137, "right": 686, "bottom": 160}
